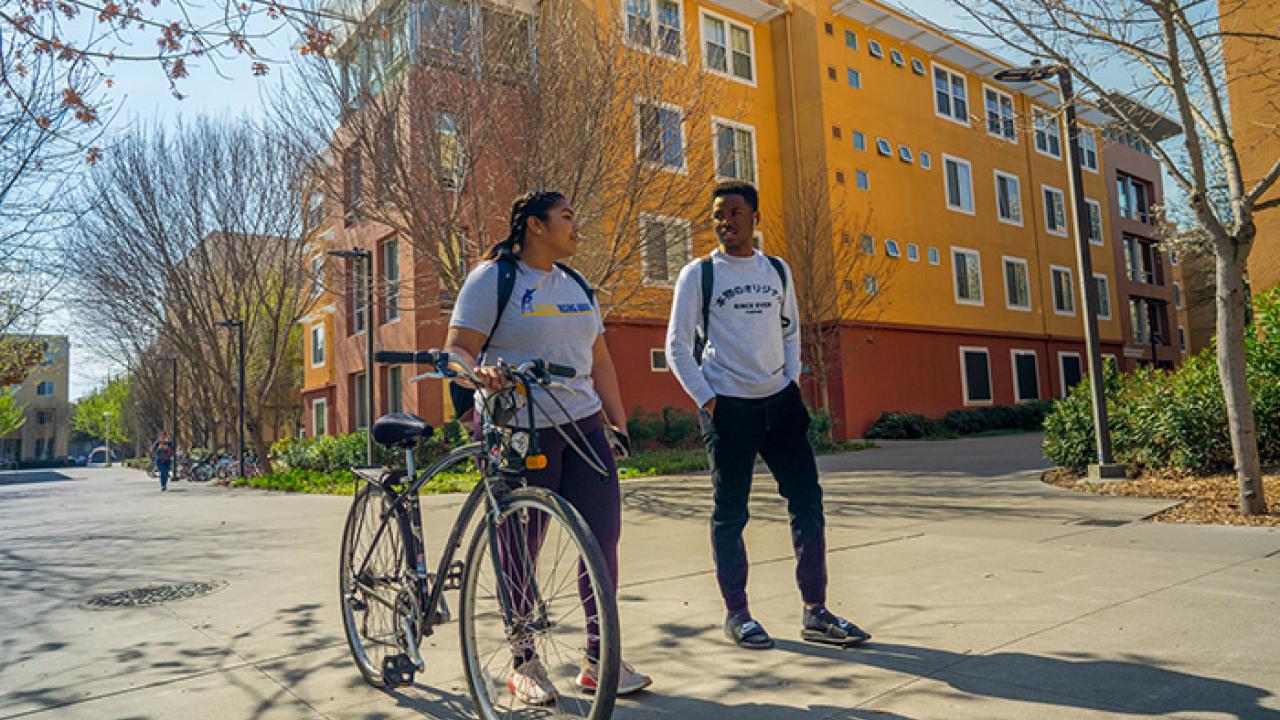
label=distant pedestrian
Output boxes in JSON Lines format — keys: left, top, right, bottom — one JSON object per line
{"left": 151, "top": 433, "right": 175, "bottom": 491}
{"left": 665, "top": 180, "right": 871, "bottom": 650}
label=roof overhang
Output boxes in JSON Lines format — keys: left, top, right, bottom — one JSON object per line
{"left": 704, "top": 0, "right": 786, "bottom": 22}
{"left": 1101, "top": 92, "right": 1183, "bottom": 142}
{"left": 831, "top": 0, "right": 1113, "bottom": 126}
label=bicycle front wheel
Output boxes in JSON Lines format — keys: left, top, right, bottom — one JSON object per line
{"left": 459, "top": 486, "right": 620, "bottom": 720}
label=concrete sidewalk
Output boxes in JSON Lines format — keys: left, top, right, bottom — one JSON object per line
{"left": 1, "top": 434, "right": 1278, "bottom": 720}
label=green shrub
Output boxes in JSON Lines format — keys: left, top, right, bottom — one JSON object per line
{"left": 866, "top": 412, "right": 952, "bottom": 440}
{"left": 627, "top": 407, "right": 701, "bottom": 450}
{"left": 1043, "top": 286, "right": 1280, "bottom": 474}
{"left": 270, "top": 423, "right": 468, "bottom": 475}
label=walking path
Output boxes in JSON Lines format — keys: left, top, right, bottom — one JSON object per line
{"left": 1, "top": 433, "right": 1277, "bottom": 719}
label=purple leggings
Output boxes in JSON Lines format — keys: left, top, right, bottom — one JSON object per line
{"left": 498, "top": 413, "right": 619, "bottom": 661}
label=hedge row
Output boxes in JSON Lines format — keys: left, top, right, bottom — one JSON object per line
{"left": 866, "top": 401, "right": 1055, "bottom": 440}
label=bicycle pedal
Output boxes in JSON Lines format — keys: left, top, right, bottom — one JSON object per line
{"left": 381, "top": 654, "right": 416, "bottom": 688}
{"left": 432, "top": 594, "right": 453, "bottom": 624}
{"left": 443, "top": 560, "right": 464, "bottom": 591}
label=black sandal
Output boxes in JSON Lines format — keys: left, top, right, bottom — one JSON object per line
{"left": 725, "top": 614, "right": 774, "bottom": 649}
{"left": 802, "top": 606, "right": 871, "bottom": 647}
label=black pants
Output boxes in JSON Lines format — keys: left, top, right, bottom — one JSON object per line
{"left": 699, "top": 383, "right": 827, "bottom": 615}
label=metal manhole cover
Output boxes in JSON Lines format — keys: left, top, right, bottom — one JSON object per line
{"left": 82, "top": 580, "right": 228, "bottom": 610}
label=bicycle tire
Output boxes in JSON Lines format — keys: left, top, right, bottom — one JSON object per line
{"left": 458, "top": 486, "right": 620, "bottom": 720}
{"left": 339, "top": 482, "right": 418, "bottom": 689}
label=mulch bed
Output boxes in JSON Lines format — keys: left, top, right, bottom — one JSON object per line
{"left": 1043, "top": 468, "right": 1280, "bottom": 527}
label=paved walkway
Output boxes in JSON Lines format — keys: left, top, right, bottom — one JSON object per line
{"left": 1, "top": 434, "right": 1278, "bottom": 719}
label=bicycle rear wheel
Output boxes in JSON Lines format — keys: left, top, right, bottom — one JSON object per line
{"left": 339, "top": 482, "right": 417, "bottom": 688}
{"left": 459, "top": 486, "right": 619, "bottom": 720}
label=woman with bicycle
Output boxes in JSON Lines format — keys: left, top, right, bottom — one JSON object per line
{"left": 445, "top": 190, "right": 651, "bottom": 705}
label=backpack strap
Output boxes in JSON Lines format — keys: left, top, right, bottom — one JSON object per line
{"left": 765, "top": 255, "right": 792, "bottom": 329}
{"left": 554, "top": 262, "right": 596, "bottom": 306}
{"left": 479, "top": 256, "right": 519, "bottom": 362}
{"left": 694, "top": 256, "right": 714, "bottom": 365}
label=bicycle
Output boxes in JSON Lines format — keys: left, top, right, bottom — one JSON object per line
{"left": 338, "top": 349, "right": 620, "bottom": 720}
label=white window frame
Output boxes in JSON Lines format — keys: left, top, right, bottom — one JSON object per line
{"left": 1033, "top": 107, "right": 1063, "bottom": 159}
{"left": 383, "top": 237, "right": 400, "bottom": 323}
{"left": 906, "top": 243, "right": 919, "bottom": 262}
{"left": 864, "top": 274, "right": 879, "bottom": 295}
{"left": 855, "top": 169, "right": 869, "bottom": 190}
{"left": 1051, "top": 264, "right": 1076, "bottom": 316}
{"left": 1085, "top": 198, "right": 1104, "bottom": 245}
{"left": 650, "top": 348, "right": 669, "bottom": 371}
{"left": 898, "top": 144, "right": 914, "bottom": 163}
{"left": 847, "top": 68, "right": 862, "bottom": 89}
{"left": 1178, "top": 325, "right": 1187, "bottom": 353}
{"left": 311, "top": 398, "right": 328, "bottom": 437}
{"left": 919, "top": 150, "right": 931, "bottom": 169}
{"left": 640, "top": 212, "right": 692, "bottom": 287}
{"left": 1092, "top": 272, "right": 1112, "bottom": 320}
{"left": 711, "top": 115, "right": 759, "bottom": 185}
{"left": 1042, "top": 184, "right": 1068, "bottom": 237}
{"left": 1010, "top": 349, "right": 1041, "bottom": 403}
{"left": 932, "top": 62, "right": 969, "bottom": 126}
{"left": 983, "top": 84, "right": 1017, "bottom": 143}
{"left": 951, "top": 246, "right": 984, "bottom": 306}
{"left": 868, "top": 39, "right": 884, "bottom": 58}
{"left": 943, "top": 154, "right": 975, "bottom": 215}
{"left": 635, "top": 97, "right": 688, "bottom": 173}
{"left": 959, "top": 346, "right": 994, "bottom": 406}
{"left": 885, "top": 239, "right": 901, "bottom": 257}
{"left": 928, "top": 246, "right": 940, "bottom": 265}
{"left": 698, "top": 8, "right": 755, "bottom": 86}
{"left": 310, "top": 324, "right": 326, "bottom": 368}
{"left": 911, "top": 57, "right": 925, "bottom": 75}
{"left": 1078, "top": 129, "right": 1099, "bottom": 172}
{"left": 1002, "top": 256, "right": 1031, "bottom": 312}
{"left": 852, "top": 130, "right": 866, "bottom": 151}
{"left": 1057, "top": 351, "right": 1083, "bottom": 397}
{"left": 387, "top": 365, "right": 404, "bottom": 414}
{"left": 844, "top": 29, "right": 857, "bottom": 50}
{"left": 624, "top": 0, "right": 685, "bottom": 61}
{"left": 876, "top": 137, "right": 892, "bottom": 156}
{"left": 1173, "top": 280, "right": 1184, "bottom": 309}
{"left": 859, "top": 234, "right": 875, "bottom": 255}
{"left": 889, "top": 48, "right": 905, "bottom": 67}
{"left": 993, "top": 170, "right": 1023, "bottom": 226}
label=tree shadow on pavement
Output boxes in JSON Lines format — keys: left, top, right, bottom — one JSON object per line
{"left": 771, "top": 639, "right": 1280, "bottom": 720}
{"left": 0, "top": 470, "right": 79, "bottom": 486}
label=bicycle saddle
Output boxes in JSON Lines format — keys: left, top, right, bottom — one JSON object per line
{"left": 372, "top": 413, "right": 434, "bottom": 448}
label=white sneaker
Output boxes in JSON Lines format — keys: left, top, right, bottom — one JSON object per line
{"left": 508, "top": 658, "right": 557, "bottom": 705}
{"left": 575, "top": 656, "right": 653, "bottom": 695}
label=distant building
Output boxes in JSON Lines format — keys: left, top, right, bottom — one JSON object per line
{"left": 0, "top": 335, "right": 71, "bottom": 463}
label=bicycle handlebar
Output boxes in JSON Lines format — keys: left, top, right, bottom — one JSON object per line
{"left": 376, "top": 349, "right": 576, "bottom": 385}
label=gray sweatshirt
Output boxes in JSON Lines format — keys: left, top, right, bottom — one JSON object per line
{"left": 665, "top": 250, "right": 802, "bottom": 408}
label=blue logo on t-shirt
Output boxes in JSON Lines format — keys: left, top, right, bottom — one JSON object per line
{"left": 521, "top": 288, "right": 537, "bottom": 315}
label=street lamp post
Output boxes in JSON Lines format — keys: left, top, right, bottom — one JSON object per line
{"left": 328, "top": 248, "right": 375, "bottom": 466}
{"left": 216, "top": 320, "right": 246, "bottom": 479}
{"left": 993, "top": 61, "right": 1124, "bottom": 481}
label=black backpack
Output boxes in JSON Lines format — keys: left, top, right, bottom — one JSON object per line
{"left": 693, "top": 254, "right": 790, "bottom": 365}
{"left": 449, "top": 256, "right": 595, "bottom": 416}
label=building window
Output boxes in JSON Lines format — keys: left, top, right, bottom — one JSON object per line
{"left": 994, "top": 171, "right": 1022, "bottom": 225}
{"left": 868, "top": 39, "right": 883, "bottom": 58}
{"left": 933, "top": 64, "right": 969, "bottom": 124}
{"left": 650, "top": 348, "right": 669, "bottom": 371}
{"left": 1033, "top": 108, "right": 1062, "bottom": 158}
{"left": 637, "top": 99, "right": 686, "bottom": 171}
{"left": 701, "top": 11, "right": 753, "bottom": 83}
{"left": 353, "top": 372, "right": 369, "bottom": 430}
{"left": 928, "top": 246, "right": 940, "bottom": 265}
{"left": 36, "top": 410, "right": 51, "bottom": 426}
{"left": 1124, "top": 235, "right": 1161, "bottom": 284}
{"left": 952, "top": 247, "right": 983, "bottom": 305}
{"left": 1174, "top": 281, "right": 1183, "bottom": 309}
{"left": 387, "top": 366, "right": 403, "bottom": 414}
{"left": 919, "top": 151, "right": 931, "bottom": 169}
{"left": 713, "top": 118, "right": 756, "bottom": 182}
{"left": 437, "top": 111, "right": 463, "bottom": 189}
{"left": 911, "top": 57, "right": 925, "bottom": 75}
{"left": 310, "top": 255, "right": 325, "bottom": 299}
{"left": 844, "top": 29, "right": 857, "bottom": 49}
{"left": 960, "top": 347, "right": 993, "bottom": 405}
{"left": 876, "top": 137, "right": 892, "bottom": 156}
{"left": 383, "top": 238, "right": 400, "bottom": 322}
{"left": 351, "top": 259, "right": 368, "bottom": 334}
{"left": 889, "top": 48, "right": 905, "bottom": 67}
{"left": 1179, "top": 325, "right": 1187, "bottom": 353}
{"left": 1011, "top": 350, "right": 1040, "bottom": 402}
{"left": 36, "top": 381, "right": 54, "bottom": 396}
{"left": 864, "top": 274, "right": 879, "bottom": 295}
{"left": 906, "top": 243, "right": 919, "bottom": 262}
{"left": 855, "top": 170, "right": 869, "bottom": 190}
{"left": 626, "top": 0, "right": 682, "bottom": 59}
{"left": 898, "top": 145, "right": 913, "bottom": 163}
{"left": 852, "top": 130, "right": 866, "bottom": 151}
{"left": 312, "top": 398, "right": 328, "bottom": 437}
{"left": 984, "top": 86, "right": 1016, "bottom": 141}
{"left": 1059, "top": 353, "right": 1083, "bottom": 396}
{"left": 824, "top": 21, "right": 833, "bottom": 34}
{"left": 1092, "top": 273, "right": 1112, "bottom": 320}
{"left": 860, "top": 234, "right": 875, "bottom": 255}
{"left": 1043, "top": 185, "right": 1067, "bottom": 236}
{"left": 343, "top": 148, "right": 363, "bottom": 225}
{"left": 642, "top": 214, "right": 691, "bottom": 285}
{"left": 827, "top": 66, "right": 837, "bottom": 81}
{"left": 1117, "top": 173, "right": 1153, "bottom": 223}
{"left": 311, "top": 324, "right": 326, "bottom": 367}
{"left": 305, "top": 190, "right": 326, "bottom": 231}
{"left": 1078, "top": 130, "right": 1099, "bottom": 172}
{"left": 847, "top": 68, "right": 862, "bottom": 89}
{"left": 944, "top": 155, "right": 975, "bottom": 213}
{"left": 885, "top": 239, "right": 901, "bottom": 258}
{"left": 835, "top": 170, "right": 846, "bottom": 184}
{"left": 1003, "top": 256, "right": 1031, "bottom": 311}
{"left": 1086, "top": 199, "right": 1104, "bottom": 245}
{"left": 832, "top": 125, "right": 842, "bottom": 139}
{"left": 1051, "top": 265, "right": 1076, "bottom": 315}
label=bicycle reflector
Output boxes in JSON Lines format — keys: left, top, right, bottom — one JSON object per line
{"left": 526, "top": 454, "right": 548, "bottom": 470}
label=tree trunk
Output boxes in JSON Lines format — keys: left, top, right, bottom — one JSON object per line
{"left": 1214, "top": 245, "right": 1267, "bottom": 515}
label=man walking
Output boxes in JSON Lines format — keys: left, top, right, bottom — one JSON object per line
{"left": 151, "top": 433, "right": 174, "bottom": 491}
{"left": 664, "top": 180, "right": 870, "bottom": 649}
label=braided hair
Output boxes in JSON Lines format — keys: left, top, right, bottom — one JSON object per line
{"left": 486, "top": 190, "right": 567, "bottom": 262}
